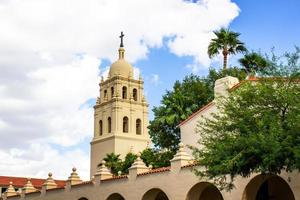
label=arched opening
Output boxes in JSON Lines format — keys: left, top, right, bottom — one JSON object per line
{"left": 186, "top": 182, "right": 223, "bottom": 200}
{"left": 123, "top": 116, "right": 128, "bottom": 133}
{"left": 99, "top": 120, "right": 103, "bottom": 136}
{"left": 78, "top": 198, "right": 88, "bottom": 200}
{"left": 106, "top": 193, "right": 125, "bottom": 200}
{"left": 136, "top": 119, "right": 142, "bottom": 135}
{"left": 242, "top": 174, "right": 295, "bottom": 200}
{"left": 142, "top": 188, "right": 169, "bottom": 200}
{"left": 133, "top": 88, "right": 138, "bottom": 101}
{"left": 111, "top": 87, "right": 114, "bottom": 98}
{"left": 104, "top": 90, "right": 107, "bottom": 99}
{"left": 122, "top": 86, "right": 127, "bottom": 99}
{"left": 107, "top": 117, "right": 111, "bottom": 133}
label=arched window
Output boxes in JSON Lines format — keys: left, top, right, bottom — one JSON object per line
{"left": 111, "top": 87, "right": 114, "bottom": 98}
{"left": 122, "top": 86, "right": 127, "bottom": 99}
{"left": 123, "top": 117, "right": 128, "bottom": 133}
{"left": 104, "top": 90, "right": 107, "bottom": 98}
{"left": 133, "top": 88, "right": 138, "bottom": 101}
{"left": 136, "top": 119, "right": 141, "bottom": 135}
{"left": 99, "top": 120, "right": 103, "bottom": 136}
{"left": 108, "top": 117, "right": 111, "bottom": 133}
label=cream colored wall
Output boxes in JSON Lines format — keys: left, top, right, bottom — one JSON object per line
{"left": 7, "top": 167, "right": 300, "bottom": 200}
{"left": 180, "top": 76, "right": 240, "bottom": 156}
{"left": 90, "top": 138, "right": 115, "bottom": 177}
{"left": 180, "top": 105, "right": 217, "bottom": 155}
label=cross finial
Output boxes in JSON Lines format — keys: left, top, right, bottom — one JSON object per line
{"left": 119, "top": 31, "right": 125, "bottom": 47}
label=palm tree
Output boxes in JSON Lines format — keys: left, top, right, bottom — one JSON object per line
{"left": 208, "top": 28, "right": 247, "bottom": 70}
{"left": 238, "top": 52, "right": 269, "bottom": 75}
{"left": 103, "top": 153, "right": 122, "bottom": 174}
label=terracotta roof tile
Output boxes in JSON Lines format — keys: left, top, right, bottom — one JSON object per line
{"left": 137, "top": 167, "right": 170, "bottom": 176}
{"left": 71, "top": 181, "right": 93, "bottom": 187}
{"left": 101, "top": 175, "right": 128, "bottom": 182}
{"left": 178, "top": 77, "right": 261, "bottom": 127}
{"left": 0, "top": 176, "right": 66, "bottom": 189}
{"left": 181, "top": 163, "right": 199, "bottom": 168}
{"left": 178, "top": 102, "right": 215, "bottom": 127}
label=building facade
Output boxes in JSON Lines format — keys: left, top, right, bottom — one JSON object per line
{"left": 1, "top": 37, "right": 300, "bottom": 200}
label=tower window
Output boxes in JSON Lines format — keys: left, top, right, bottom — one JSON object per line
{"left": 136, "top": 119, "right": 141, "bottom": 135}
{"left": 104, "top": 90, "right": 107, "bottom": 98}
{"left": 122, "top": 86, "right": 127, "bottom": 99}
{"left": 111, "top": 87, "right": 114, "bottom": 98}
{"left": 133, "top": 88, "right": 137, "bottom": 101}
{"left": 108, "top": 117, "right": 111, "bottom": 133}
{"left": 99, "top": 120, "right": 103, "bottom": 136}
{"left": 123, "top": 116, "right": 128, "bottom": 133}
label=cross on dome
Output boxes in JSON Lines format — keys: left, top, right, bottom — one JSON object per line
{"left": 120, "top": 31, "right": 125, "bottom": 47}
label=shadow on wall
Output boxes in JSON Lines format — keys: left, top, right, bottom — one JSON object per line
{"left": 106, "top": 193, "right": 125, "bottom": 200}
{"left": 142, "top": 188, "right": 169, "bottom": 200}
{"left": 242, "top": 174, "right": 295, "bottom": 200}
{"left": 186, "top": 182, "right": 223, "bottom": 200}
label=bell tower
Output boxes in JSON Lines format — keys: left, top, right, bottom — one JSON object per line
{"left": 90, "top": 32, "right": 150, "bottom": 177}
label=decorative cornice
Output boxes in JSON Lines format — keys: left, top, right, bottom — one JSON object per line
{"left": 91, "top": 134, "right": 150, "bottom": 145}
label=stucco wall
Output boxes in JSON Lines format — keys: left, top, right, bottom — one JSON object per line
{"left": 6, "top": 166, "right": 300, "bottom": 200}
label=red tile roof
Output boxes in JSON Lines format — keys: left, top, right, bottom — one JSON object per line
{"left": 137, "top": 167, "right": 171, "bottom": 176}
{"left": 0, "top": 176, "right": 66, "bottom": 189}
{"left": 178, "top": 101, "right": 215, "bottom": 127}
{"left": 181, "top": 162, "right": 198, "bottom": 169}
{"left": 178, "top": 76, "right": 261, "bottom": 127}
{"left": 101, "top": 175, "right": 128, "bottom": 182}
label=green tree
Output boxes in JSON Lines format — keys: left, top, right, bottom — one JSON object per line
{"left": 103, "top": 153, "right": 122, "bottom": 175}
{"left": 141, "top": 148, "right": 174, "bottom": 168}
{"left": 238, "top": 52, "right": 269, "bottom": 74}
{"left": 149, "top": 68, "right": 247, "bottom": 152}
{"left": 148, "top": 74, "right": 214, "bottom": 152}
{"left": 121, "top": 153, "right": 137, "bottom": 174}
{"left": 208, "top": 28, "right": 247, "bottom": 70}
{"left": 205, "top": 67, "right": 247, "bottom": 89}
{"left": 193, "top": 49, "right": 300, "bottom": 190}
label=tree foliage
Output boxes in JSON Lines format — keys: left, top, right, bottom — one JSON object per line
{"left": 140, "top": 148, "right": 174, "bottom": 168}
{"left": 149, "top": 68, "right": 246, "bottom": 152}
{"left": 103, "top": 149, "right": 174, "bottom": 175}
{"left": 238, "top": 52, "right": 270, "bottom": 74}
{"left": 208, "top": 28, "right": 247, "bottom": 70}
{"left": 149, "top": 74, "right": 214, "bottom": 152}
{"left": 193, "top": 48, "right": 300, "bottom": 190}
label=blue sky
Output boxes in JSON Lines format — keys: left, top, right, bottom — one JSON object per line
{"left": 127, "top": 0, "right": 300, "bottom": 119}
{"left": 0, "top": 0, "right": 299, "bottom": 179}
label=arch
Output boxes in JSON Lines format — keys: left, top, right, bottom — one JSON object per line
{"left": 133, "top": 88, "right": 138, "bottom": 101}
{"left": 136, "top": 119, "right": 142, "bottom": 135}
{"left": 104, "top": 89, "right": 107, "bottom": 98}
{"left": 242, "top": 174, "right": 295, "bottom": 200}
{"left": 106, "top": 193, "right": 125, "bottom": 200}
{"left": 123, "top": 116, "right": 129, "bottom": 133}
{"left": 99, "top": 120, "right": 103, "bottom": 136}
{"left": 122, "top": 86, "right": 127, "bottom": 99}
{"left": 111, "top": 87, "right": 114, "bottom": 98}
{"left": 107, "top": 117, "right": 111, "bottom": 133}
{"left": 186, "top": 182, "right": 223, "bottom": 200}
{"left": 142, "top": 188, "right": 169, "bottom": 200}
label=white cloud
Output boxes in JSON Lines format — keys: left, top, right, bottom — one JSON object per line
{"left": 150, "top": 74, "right": 160, "bottom": 86}
{"left": 0, "top": 143, "right": 89, "bottom": 180}
{"left": 0, "top": 0, "right": 239, "bottom": 179}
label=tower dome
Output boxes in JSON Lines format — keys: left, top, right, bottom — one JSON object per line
{"left": 109, "top": 47, "right": 133, "bottom": 78}
{"left": 108, "top": 32, "right": 133, "bottom": 78}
